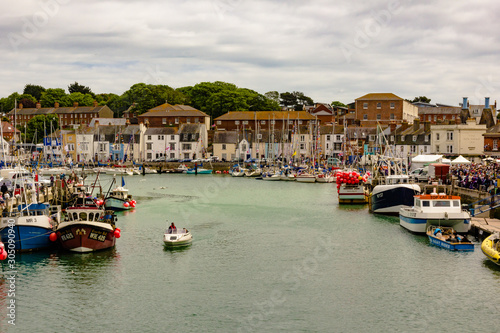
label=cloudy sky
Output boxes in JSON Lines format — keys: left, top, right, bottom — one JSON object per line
{"left": 1, "top": 0, "right": 500, "bottom": 106}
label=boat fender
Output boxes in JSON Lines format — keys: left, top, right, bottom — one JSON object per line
{"left": 444, "top": 212, "right": 449, "bottom": 219}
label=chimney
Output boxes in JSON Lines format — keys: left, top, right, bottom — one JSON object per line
{"left": 36, "top": 102, "right": 41, "bottom": 109}
{"left": 18, "top": 103, "right": 23, "bottom": 110}
{"left": 485, "top": 97, "right": 490, "bottom": 109}
{"left": 93, "top": 100, "right": 98, "bottom": 107}
{"left": 424, "top": 121, "right": 431, "bottom": 132}
{"left": 389, "top": 121, "right": 397, "bottom": 133}
{"left": 54, "top": 102, "right": 59, "bottom": 108}
{"left": 413, "top": 118, "right": 420, "bottom": 131}
{"left": 95, "top": 120, "right": 99, "bottom": 128}
{"left": 401, "top": 120, "right": 409, "bottom": 131}
{"left": 73, "top": 102, "right": 78, "bottom": 107}
{"left": 462, "top": 97, "right": 468, "bottom": 109}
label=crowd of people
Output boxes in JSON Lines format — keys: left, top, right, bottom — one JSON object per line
{"left": 450, "top": 163, "right": 499, "bottom": 193}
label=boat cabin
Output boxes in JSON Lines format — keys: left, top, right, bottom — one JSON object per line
{"left": 414, "top": 193, "right": 462, "bottom": 212}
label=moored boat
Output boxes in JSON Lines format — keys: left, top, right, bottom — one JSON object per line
{"left": 481, "top": 233, "right": 500, "bottom": 265}
{"left": 186, "top": 167, "right": 212, "bottom": 174}
{"left": 0, "top": 203, "right": 60, "bottom": 252}
{"left": 56, "top": 195, "right": 120, "bottom": 252}
{"left": 399, "top": 191, "right": 471, "bottom": 234}
{"left": 104, "top": 186, "right": 136, "bottom": 211}
{"left": 426, "top": 225, "right": 474, "bottom": 251}
{"left": 296, "top": 173, "right": 316, "bottom": 183}
{"left": 370, "top": 175, "right": 421, "bottom": 215}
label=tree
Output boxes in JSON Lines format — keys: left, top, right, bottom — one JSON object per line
{"left": 205, "top": 90, "right": 248, "bottom": 119}
{"left": 24, "top": 114, "right": 59, "bottom": 144}
{"left": 408, "top": 96, "right": 431, "bottom": 103}
{"left": 120, "top": 83, "right": 188, "bottom": 116}
{"left": 65, "top": 92, "right": 94, "bottom": 107}
{"left": 280, "top": 92, "right": 296, "bottom": 107}
{"left": 331, "top": 101, "right": 347, "bottom": 108}
{"left": 18, "top": 94, "right": 37, "bottom": 108}
{"left": 265, "top": 91, "right": 280, "bottom": 103}
{"left": 68, "top": 82, "right": 94, "bottom": 97}
{"left": 23, "top": 84, "right": 46, "bottom": 101}
{"left": 40, "top": 88, "right": 67, "bottom": 107}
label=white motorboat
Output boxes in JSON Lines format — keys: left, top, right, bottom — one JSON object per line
{"left": 163, "top": 228, "right": 193, "bottom": 247}
{"left": 370, "top": 175, "right": 421, "bottom": 215}
{"left": 296, "top": 173, "right": 317, "bottom": 183}
{"left": 399, "top": 191, "right": 471, "bottom": 234}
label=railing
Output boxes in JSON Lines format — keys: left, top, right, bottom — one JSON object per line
{"left": 469, "top": 194, "right": 500, "bottom": 216}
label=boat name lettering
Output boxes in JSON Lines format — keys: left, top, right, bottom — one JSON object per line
{"left": 25, "top": 218, "right": 37, "bottom": 223}
{"left": 376, "top": 193, "right": 383, "bottom": 198}
{"left": 60, "top": 230, "right": 74, "bottom": 242}
{"left": 408, "top": 212, "right": 416, "bottom": 217}
{"left": 89, "top": 229, "right": 107, "bottom": 242}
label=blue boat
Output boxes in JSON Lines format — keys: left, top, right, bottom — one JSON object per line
{"left": 426, "top": 226, "right": 474, "bottom": 251}
{"left": 0, "top": 203, "right": 58, "bottom": 252}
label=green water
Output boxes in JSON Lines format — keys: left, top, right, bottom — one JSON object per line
{"left": 1, "top": 174, "right": 499, "bottom": 333}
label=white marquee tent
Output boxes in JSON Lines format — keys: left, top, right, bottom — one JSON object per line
{"left": 451, "top": 155, "right": 471, "bottom": 165}
{"left": 410, "top": 154, "right": 443, "bottom": 170}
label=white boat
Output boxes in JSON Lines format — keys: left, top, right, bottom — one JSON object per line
{"left": 338, "top": 183, "right": 368, "bottom": 204}
{"left": 244, "top": 168, "right": 262, "bottom": 177}
{"left": 399, "top": 191, "right": 471, "bottom": 234}
{"left": 262, "top": 172, "right": 281, "bottom": 181}
{"left": 231, "top": 166, "right": 246, "bottom": 177}
{"left": 163, "top": 228, "right": 193, "bottom": 247}
{"left": 315, "top": 173, "right": 334, "bottom": 183}
{"left": 370, "top": 175, "right": 421, "bottom": 215}
{"left": 296, "top": 173, "right": 317, "bottom": 183}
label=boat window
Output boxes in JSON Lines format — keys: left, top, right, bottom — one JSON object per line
{"left": 79, "top": 212, "right": 87, "bottom": 220}
{"left": 73, "top": 212, "right": 78, "bottom": 220}
{"left": 89, "top": 213, "right": 94, "bottom": 221}
{"left": 433, "top": 201, "right": 450, "bottom": 207}
{"left": 96, "top": 214, "right": 101, "bottom": 221}
{"left": 453, "top": 201, "right": 460, "bottom": 207}
{"left": 422, "top": 201, "right": 430, "bottom": 207}
{"left": 415, "top": 199, "right": 420, "bottom": 207}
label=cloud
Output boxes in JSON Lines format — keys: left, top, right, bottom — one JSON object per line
{"left": 0, "top": 0, "right": 499, "bottom": 106}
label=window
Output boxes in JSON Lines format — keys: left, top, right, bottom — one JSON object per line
{"left": 300, "top": 143, "right": 306, "bottom": 150}
{"left": 434, "top": 115, "right": 437, "bottom": 122}
{"left": 300, "top": 135, "right": 305, "bottom": 142}
{"left": 413, "top": 135, "right": 417, "bottom": 142}
{"left": 241, "top": 144, "right": 247, "bottom": 151}
{"left": 369, "top": 135, "right": 375, "bottom": 141}
{"left": 363, "top": 103, "right": 368, "bottom": 109}
{"left": 261, "top": 120, "right": 266, "bottom": 125}
{"left": 182, "top": 144, "right": 192, "bottom": 150}
{"left": 363, "top": 114, "right": 368, "bottom": 120}
{"left": 222, "top": 153, "right": 227, "bottom": 160}
{"left": 186, "top": 118, "right": 191, "bottom": 124}
{"left": 184, "top": 153, "right": 190, "bottom": 159}
{"left": 175, "top": 118, "right": 179, "bottom": 124}
{"left": 216, "top": 121, "right": 221, "bottom": 125}
{"left": 158, "top": 135, "right": 164, "bottom": 140}
{"left": 451, "top": 115, "right": 455, "bottom": 120}
{"left": 436, "top": 145, "right": 440, "bottom": 153}
{"left": 326, "top": 135, "right": 331, "bottom": 141}
{"left": 411, "top": 145, "right": 417, "bottom": 153}
{"left": 170, "top": 153, "right": 175, "bottom": 158}
{"left": 436, "top": 133, "right": 440, "bottom": 141}
{"left": 336, "top": 135, "right": 341, "bottom": 141}
{"left": 298, "top": 120, "right": 303, "bottom": 124}
{"left": 390, "top": 102, "right": 395, "bottom": 109}
{"left": 446, "top": 145, "right": 453, "bottom": 153}
{"left": 377, "top": 114, "right": 381, "bottom": 120}
{"left": 195, "top": 118, "right": 199, "bottom": 123}
{"left": 235, "top": 121, "right": 240, "bottom": 125}
{"left": 162, "top": 118, "right": 166, "bottom": 124}
{"left": 147, "top": 135, "right": 152, "bottom": 140}
{"left": 146, "top": 143, "right": 152, "bottom": 150}
{"left": 425, "top": 135, "right": 429, "bottom": 142}
{"left": 257, "top": 134, "right": 262, "bottom": 140}
{"left": 376, "top": 103, "right": 381, "bottom": 109}
{"left": 428, "top": 115, "right": 431, "bottom": 121}
{"left": 402, "top": 135, "right": 406, "bottom": 142}
{"left": 423, "top": 146, "right": 428, "bottom": 153}
{"left": 169, "top": 143, "right": 175, "bottom": 150}
{"left": 447, "top": 131, "right": 453, "bottom": 141}
{"left": 222, "top": 144, "right": 226, "bottom": 150}
{"left": 390, "top": 113, "right": 394, "bottom": 120}
{"left": 243, "top": 121, "right": 248, "bottom": 125}
{"left": 390, "top": 136, "right": 394, "bottom": 142}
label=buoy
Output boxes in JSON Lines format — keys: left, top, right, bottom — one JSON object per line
{"left": 131, "top": 202, "right": 136, "bottom": 208}
{"left": 49, "top": 232, "right": 57, "bottom": 242}
{"left": 123, "top": 202, "right": 130, "bottom": 208}
{"left": 131, "top": 200, "right": 136, "bottom": 205}
{"left": 0, "top": 251, "right": 6, "bottom": 260}
{"left": 114, "top": 230, "right": 121, "bottom": 238}
{"left": 115, "top": 228, "right": 121, "bottom": 233}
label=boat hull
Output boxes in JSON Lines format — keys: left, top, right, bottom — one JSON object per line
{"left": 427, "top": 234, "right": 474, "bottom": 251}
{"left": 104, "top": 197, "right": 133, "bottom": 211}
{"left": 163, "top": 232, "right": 192, "bottom": 247}
{"left": 338, "top": 184, "right": 367, "bottom": 204}
{"left": 56, "top": 224, "right": 116, "bottom": 252}
{"left": 371, "top": 185, "right": 421, "bottom": 215}
{"left": 399, "top": 213, "right": 471, "bottom": 234}
{"left": 481, "top": 234, "right": 500, "bottom": 265}
{"left": 0, "top": 225, "right": 53, "bottom": 251}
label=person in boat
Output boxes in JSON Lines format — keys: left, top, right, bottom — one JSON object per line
{"left": 433, "top": 228, "right": 443, "bottom": 239}
{"left": 168, "top": 222, "right": 177, "bottom": 234}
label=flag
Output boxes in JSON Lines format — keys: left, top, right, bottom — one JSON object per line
{"left": 121, "top": 176, "right": 125, "bottom": 187}
{"left": 292, "top": 151, "right": 297, "bottom": 157}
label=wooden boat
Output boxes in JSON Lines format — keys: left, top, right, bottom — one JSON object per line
{"left": 481, "top": 233, "right": 500, "bottom": 265}
{"left": 426, "top": 225, "right": 474, "bottom": 251}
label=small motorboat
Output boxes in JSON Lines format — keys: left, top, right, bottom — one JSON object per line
{"left": 481, "top": 233, "right": 500, "bottom": 265}
{"left": 426, "top": 226, "right": 474, "bottom": 251}
{"left": 163, "top": 226, "right": 192, "bottom": 247}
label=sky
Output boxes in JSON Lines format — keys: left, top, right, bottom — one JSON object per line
{"left": 1, "top": 0, "right": 500, "bottom": 107}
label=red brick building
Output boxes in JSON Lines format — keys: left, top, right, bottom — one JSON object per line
{"left": 213, "top": 111, "right": 316, "bottom": 131}
{"left": 355, "top": 93, "right": 418, "bottom": 127}
{"left": 136, "top": 103, "right": 210, "bottom": 129}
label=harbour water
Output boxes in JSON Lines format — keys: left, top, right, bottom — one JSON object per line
{"left": 1, "top": 173, "right": 500, "bottom": 332}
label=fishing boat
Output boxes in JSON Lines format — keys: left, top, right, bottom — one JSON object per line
{"left": 481, "top": 233, "right": 500, "bottom": 265}
{"left": 56, "top": 195, "right": 119, "bottom": 252}
{"left": 426, "top": 225, "right": 474, "bottom": 251}
{"left": 0, "top": 203, "right": 60, "bottom": 251}
{"left": 336, "top": 170, "right": 369, "bottom": 204}
{"left": 104, "top": 187, "right": 136, "bottom": 211}
{"left": 163, "top": 227, "right": 192, "bottom": 247}
{"left": 370, "top": 175, "right": 421, "bottom": 215}
{"left": 399, "top": 191, "right": 471, "bottom": 234}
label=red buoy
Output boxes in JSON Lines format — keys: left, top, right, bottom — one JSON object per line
{"left": 49, "top": 232, "right": 57, "bottom": 242}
